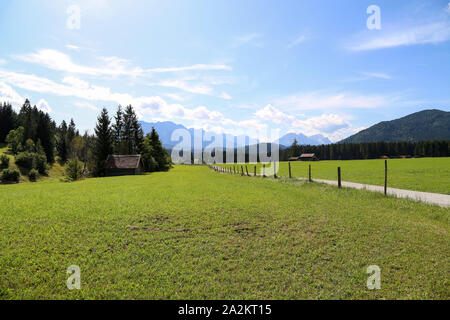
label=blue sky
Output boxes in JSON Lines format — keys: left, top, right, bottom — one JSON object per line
{"left": 0, "top": 0, "right": 449, "bottom": 141}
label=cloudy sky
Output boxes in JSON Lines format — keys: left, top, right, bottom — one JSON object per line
{"left": 0, "top": 0, "right": 449, "bottom": 141}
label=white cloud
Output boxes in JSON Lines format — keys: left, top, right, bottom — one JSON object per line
{"left": 74, "top": 102, "right": 100, "bottom": 112}
{"left": 275, "top": 92, "right": 396, "bottom": 111}
{"left": 0, "top": 82, "right": 24, "bottom": 110}
{"left": 343, "top": 72, "right": 392, "bottom": 83}
{"left": 361, "top": 72, "right": 391, "bottom": 80}
{"left": 0, "top": 59, "right": 6, "bottom": 65}
{"left": 232, "top": 33, "right": 263, "bottom": 47}
{"left": 36, "top": 99, "right": 52, "bottom": 113}
{"left": 349, "top": 21, "right": 450, "bottom": 51}
{"left": 447, "top": 3, "right": 450, "bottom": 14}
{"left": 293, "top": 113, "right": 349, "bottom": 134}
{"left": 326, "top": 126, "right": 367, "bottom": 142}
{"left": 155, "top": 80, "right": 231, "bottom": 99}
{"left": 15, "top": 49, "right": 144, "bottom": 77}
{"left": 164, "top": 93, "right": 185, "bottom": 102}
{"left": 62, "top": 76, "right": 90, "bottom": 89}
{"left": 236, "top": 119, "right": 267, "bottom": 131}
{"left": 255, "top": 104, "right": 295, "bottom": 124}
{"left": 14, "top": 49, "right": 232, "bottom": 78}
{"left": 0, "top": 70, "right": 259, "bottom": 133}
{"left": 219, "top": 92, "right": 232, "bottom": 100}
{"left": 254, "top": 104, "right": 361, "bottom": 141}
{"left": 156, "top": 80, "right": 213, "bottom": 95}
{"left": 286, "top": 34, "right": 308, "bottom": 49}
{"left": 0, "top": 70, "right": 135, "bottom": 105}
{"left": 66, "top": 44, "right": 80, "bottom": 50}
{"left": 148, "top": 64, "right": 231, "bottom": 73}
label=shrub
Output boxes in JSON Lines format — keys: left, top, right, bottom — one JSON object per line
{"left": 5, "top": 127, "right": 24, "bottom": 154}
{"left": 1, "top": 169, "right": 20, "bottom": 183}
{"left": 29, "top": 169, "right": 38, "bottom": 182}
{"left": 14, "top": 152, "right": 48, "bottom": 174}
{"left": 34, "top": 153, "right": 48, "bottom": 175}
{"left": 65, "top": 158, "right": 83, "bottom": 182}
{"left": 14, "top": 152, "right": 34, "bottom": 169}
{"left": 0, "top": 155, "right": 9, "bottom": 169}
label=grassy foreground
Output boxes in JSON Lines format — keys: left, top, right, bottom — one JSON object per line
{"left": 0, "top": 165, "right": 449, "bottom": 299}
{"left": 219, "top": 158, "right": 450, "bottom": 194}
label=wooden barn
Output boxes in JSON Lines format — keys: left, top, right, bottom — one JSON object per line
{"left": 299, "top": 153, "right": 319, "bottom": 161}
{"left": 105, "top": 155, "right": 143, "bottom": 177}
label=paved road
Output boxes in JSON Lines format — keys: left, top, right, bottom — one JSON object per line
{"left": 311, "top": 178, "right": 450, "bottom": 208}
{"left": 210, "top": 166, "right": 450, "bottom": 208}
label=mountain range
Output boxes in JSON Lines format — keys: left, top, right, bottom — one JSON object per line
{"left": 340, "top": 109, "right": 450, "bottom": 143}
{"left": 139, "top": 121, "right": 330, "bottom": 149}
{"left": 140, "top": 109, "right": 450, "bottom": 150}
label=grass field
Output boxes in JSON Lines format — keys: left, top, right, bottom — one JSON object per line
{"left": 0, "top": 165, "right": 448, "bottom": 299}
{"left": 218, "top": 158, "right": 450, "bottom": 194}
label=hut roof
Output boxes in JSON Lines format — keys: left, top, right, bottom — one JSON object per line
{"left": 300, "top": 153, "right": 316, "bottom": 158}
{"left": 105, "top": 155, "right": 142, "bottom": 169}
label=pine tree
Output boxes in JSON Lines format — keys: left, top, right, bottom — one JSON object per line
{"left": 121, "top": 105, "right": 143, "bottom": 154}
{"left": 147, "top": 127, "right": 170, "bottom": 171}
{"left": 56, "top": 120, "right": 68, "bottom": 163}
{"left": 0, "top": 103, "right": 18, "bottom": 142}
{"left": 67, "top": 119, "right": 77, "bottom": 158}
{"left": 112, "top": 105, "right": 124, "bottom": 154}
{"left": 18, "top": 99, "right": 33, "bottom": 143}
{"left": 93, "top": 108, "right": 113, "bottom": 176}
{"left": 133, "top": 116, "right": 144, "bottom": 154}
{"left": 36, "top": 111, "right": 55, "bottom": 163}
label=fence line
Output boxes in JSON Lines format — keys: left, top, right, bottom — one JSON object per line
{"left": 206, "top": 162, "right": 450, "bottom": 207}
{"left": 207, "top": 161, "right": 388, "bottom": 193}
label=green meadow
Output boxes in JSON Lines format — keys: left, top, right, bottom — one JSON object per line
{"left": 219, "top": 158, "right": 450, "bottom": 194}
{"left": 0, "top": 165, "right": 448, "bottom": 299}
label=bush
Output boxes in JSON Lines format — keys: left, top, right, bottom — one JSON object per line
{"left": 1, "top": 169, "right": 20, "bottom": 183}
{"left": 34, "top": 153, "right": 48, "bottom": 175}
{"left": 65, "top": 158, "right": 83, "bottom": 181}
{"left": 14, "top": 152, "right": 34, "bottom": 169}
{"left": 29, "top": 169, "right": 38, "bottom": 182}
{"left": 15, "top": 152, "right": 48, "bottom": 174}
{"left": 0, "top": 155, "right": 9, "bottom": 169}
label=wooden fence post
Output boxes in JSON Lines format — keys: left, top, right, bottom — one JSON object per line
{"left": 274, "top": 162, "right": 277, "bottom": 178}
{"left": 289, "top": 161, "right": 292, "bottom": 178}
{"left": 263, "top": 164, "right": 266, "bottom": 178}
{"left": 338, "top": 167, "right": 341, "bottom": 188}
{"left": 384, "top": 160, "right": 387, "bottom": 195}
{"left": 245, "top": 165, "right": 249, "bottom": 176}
{"left": 308, "top": 164, "right": 312, "bottom": 182}
{"left": 254, "top": 165, "right": 256, "bottom": 176}
{"left": 241, "top": 165, "right": 244, "bottom": 176}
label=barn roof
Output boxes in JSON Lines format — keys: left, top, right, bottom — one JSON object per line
{"left": 300, "top": 153, "right": 316, "bottom": 158}
{"left": 105, "top": 155, "right": 142, "bottom": 169}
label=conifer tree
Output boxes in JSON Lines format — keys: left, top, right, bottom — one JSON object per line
{"left": 147, "top": 127, "right": 170, "bottom": 171}
{"left": 0, "top": 103, "right": 17, "bottom": 143}
{"left": 56, "top": 120, "right": 68, "bottom": 163}
{"left": 112, "top": 105, "right": 124, "bottom": 154}
{"left": 93, "top": 108, "right": 113, "bottom": 176}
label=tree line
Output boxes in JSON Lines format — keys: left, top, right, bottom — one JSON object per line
{"left": 0, "top": 100, "right": 171, "bottom": 182}
{"left": 281, "top": 138, "right": 450, "bottom": 161}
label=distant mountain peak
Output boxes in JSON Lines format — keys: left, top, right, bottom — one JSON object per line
{"left": 277, "top": 132, "right": 331, "bottom": 146}
{"left": 140, "top": 120, "right": 332, "bottom": 149}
